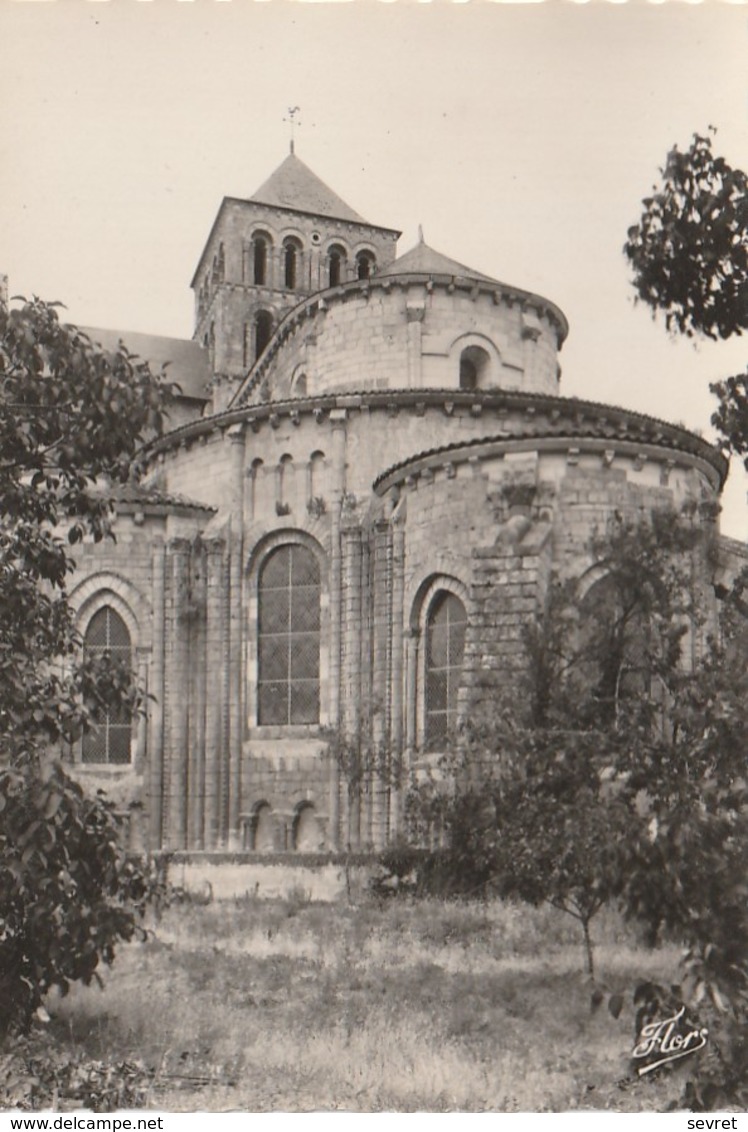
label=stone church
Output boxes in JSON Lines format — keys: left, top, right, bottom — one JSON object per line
{"left": 68, "top": 148, "right": 743, "bottom": 856}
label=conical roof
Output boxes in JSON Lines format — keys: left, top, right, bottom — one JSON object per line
{"left": 385, "top": 239, "right": 498, "bottom": 284}
{"left": 250, "top": 152, "right": 368, "bottom": 224}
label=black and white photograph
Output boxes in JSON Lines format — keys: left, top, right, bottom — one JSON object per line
{"left": 1, "top": 0, "right": 746, "bottom": 1117}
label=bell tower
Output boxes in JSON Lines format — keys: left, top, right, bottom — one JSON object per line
{"left": 191, "top": 150, "right": 400, "bottom": 408}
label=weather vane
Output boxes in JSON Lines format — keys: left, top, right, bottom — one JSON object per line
{"left": 284, "top": 106, "right": 301, "bottom": 155}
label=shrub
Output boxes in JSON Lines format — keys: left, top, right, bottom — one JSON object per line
{"left": 0, "top": 761, "right": 153, "bottom": 1041}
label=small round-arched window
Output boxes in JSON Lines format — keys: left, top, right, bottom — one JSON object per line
{"left": 251, "top": 802, "right": 275, "bottom": 851}
{"left": 425, "top": 592, "right": 467, "bottom": 750}
{"left": 356, "top": 251, "right": 375, "bottom": 281}
{"left": 81, "top": 606, "right": 133, "bottom": 765}
{"left": 293, "top": 373, "right": 308, "bottom": 397}
{"left": 459, "top": 345, "right": 490, "bottom": 391}
{"left": 293, "top": 803, "right": 322, "bottom": 851}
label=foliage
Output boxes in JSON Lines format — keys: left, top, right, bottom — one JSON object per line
{"left": 408, "top": 501, "right": 748, "bottom": 1107}
{"left": 624, "top": 130, "right": 747, "bottom": 341}
{"left": 0, "top": 762, "right": 157, "bottom": 1039}
{"left": 710, "top": 370, "right": 748, "bottom": 472}
{"left": 524, "top": 504, "right": 706, "bottom": 731}
{"left": 0, "top": 1035, "right": 153, "bottom": 1111}
{"left": 0, "top": 295, "right": 176, "bottom": 765}
{"left": 0, "top": 294, "right": 176, "bottom": 1039}
{"left": 406, "top": 506, "right": 717, "bottom": 961}
{"left": 612, "top": 643, "right": 748, "bottom": 1110}
{"left": 369, "top": 843, "right": 430, "bottom": 899}
{"left": 623, "top": 134, "right": 748, "bottom": 1105}
{"left": 323, "top": 694, "right": 405, "bottom": 853}
{"left": 623, "top": 130, "right": 748, "bottom": 470}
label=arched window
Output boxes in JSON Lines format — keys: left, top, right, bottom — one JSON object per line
{"left": 255, "top": 310, "right": 273, "bottom": 361}
{"left": 258, "top": 545, "right": 320, "bottom": 726}
{"left": 250, "top": 802, "right": 275, "bottom": 851}
{"left": 81, "top": 606, "right": 133, "bottom": 765}
{"left": 309, "top": 450, "right": 325, "bottom": 501}
{"left": 293, "top": 802, "right": 322, "bottom": 851}
{"left": 252, "top": 234, "right": 269, "bottom": 285}
{"left": 249, "top": 458, "right": 264, "bottom": 518}
{"left": 425, "top": 592, "right": 467, "bottom": 750}
{"left": 459, "top": 345, "right": 490, "bottom": 391}
{"left": 283, "top": 240, "right": 301, "bottom": 290}
{"left": 243, "top": 323, "right": 251, "bottom": 369}
{"left": 328, "top": 246, "right": 346, "bottom": 287}
{"left": 293, "top": 373, "right": 308, "bottom": 397}
{"left": 356, "top": 251, "right": 375, "bottom": 281}
{"left": 577, "top": 574, "right": 651, "bottom": 723}
{"left": 278, "top": 453, "right": 294, "bottom": 509}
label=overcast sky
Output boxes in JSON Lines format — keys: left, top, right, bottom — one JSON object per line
{"left": 1, "top": 0, "right": 746, "bottom": 537}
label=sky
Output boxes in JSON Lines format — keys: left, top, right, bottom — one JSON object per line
{"left": 1, "top": 0, "right": 746, "bottom": 537}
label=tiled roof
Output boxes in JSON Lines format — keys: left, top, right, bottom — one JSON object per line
{"left": 82, "top": 327, "right": 211, "bottom": 403}
{"left": 249, "top": 153, "right": 368, "bottom": 224}
{"left": 384, "top": 240, "right": 498, "bottom": 284}
{"left": 99, "top": 481, "right": 216, "bottom": 514}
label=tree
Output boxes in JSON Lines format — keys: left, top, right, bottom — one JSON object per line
{"left": 1, "top": 296, "right": 175, "bottom": 764}
{"left": 624, "top": 129, "right": 747, "bottom": 342}
{"left": 623, "top": 129, "right": 748, "bottom": 469}
{"left": 405, "top": 503, "right": 748, "bottom": 1031}
{"left": 0, "top": 295, "right": 176, "bottom": 1035}
{"left": 623, "top": 139, "right": 748, "bottom": 1106}
{"left": 710, "top": 370, "right": 748, "bottom": 472}
{"left": 405, "top": 507, "right": 707, "bottom": 976}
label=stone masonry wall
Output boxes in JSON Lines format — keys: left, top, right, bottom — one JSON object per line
{"left": 194, "top": 197, "right": 399, "bottom": 377}
{"left": 257, "top": 282, "right": 561, "bottom": 400}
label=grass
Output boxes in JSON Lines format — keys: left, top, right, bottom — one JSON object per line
{"left": 41, "top": 894, "right": 689, "bottom": 1112}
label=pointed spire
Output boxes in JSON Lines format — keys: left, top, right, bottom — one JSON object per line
{"left": 418, "top": 224, "right": 425, "bottom": 244}
{"left": 250, "top": 152, "right": 368, "bottom": 224}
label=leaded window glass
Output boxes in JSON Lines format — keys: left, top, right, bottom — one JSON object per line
{"left": 425, "top": 592, "right": 467, "bottom": 749}
{"left": 258, "top": 545, "right": 320, "bottom": 725}
{"left": 81, "top": 606, "right": 133, "bottom": 765}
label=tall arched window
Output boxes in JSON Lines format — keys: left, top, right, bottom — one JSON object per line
{"left": 356, "top": 251, "right": 375, "bottom": 281}
{"left": 252, "top": 234, "right": 269, "bottom": 285}
{"left": 81, "top": 606, "right": 133, "bottom": 765}
{"left": 283, "top": 240, "right": 301, "bottom": 290}
{"left": 255, "top": 310, "right": 273, "bottom": 361}
{"left": 258, "top": 545, "right": 320, "bottom": 725}
{"left": 425, "top": 592, "right": 467, "bottom": 749}
{"left": 577, "top": 575, "right": 651, "bottom": 724}
{"left": 278, "top": 453, "right": 294, "bottom": 509}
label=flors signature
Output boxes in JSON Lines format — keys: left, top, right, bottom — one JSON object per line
{"left": 632, "top": 1005, "right": 708, "bottom": 1076}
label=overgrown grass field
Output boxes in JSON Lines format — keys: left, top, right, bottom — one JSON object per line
{"left": 39, "top": 892, "right": 689, "bottom": 1111}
